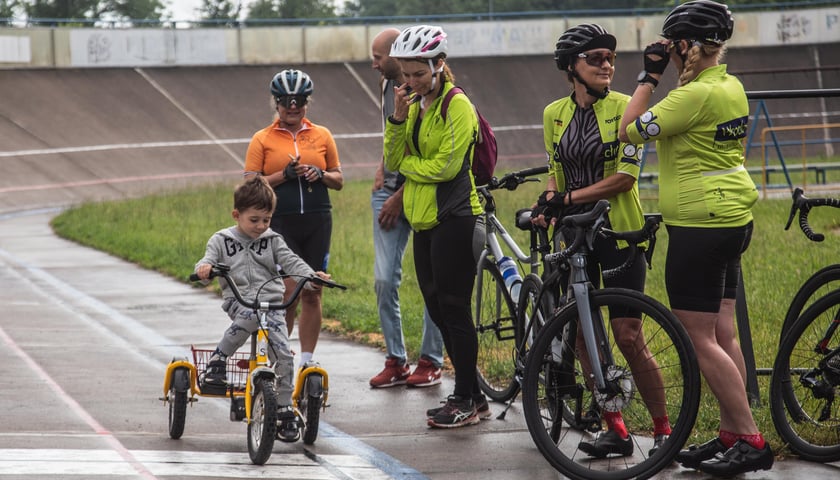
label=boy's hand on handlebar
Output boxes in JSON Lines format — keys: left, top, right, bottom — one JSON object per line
{"left": 195, "top": 263, "right": 212, "bottom": 281}
{"left": 306, "top": 271, "right": 331, "bottom": 290}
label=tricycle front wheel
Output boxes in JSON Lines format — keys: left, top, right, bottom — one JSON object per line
{"left": 248, "top": 378, "right": 278, "bottom": 465}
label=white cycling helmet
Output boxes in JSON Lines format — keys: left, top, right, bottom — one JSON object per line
{"left": 390, "top": 25, "right": 448, "bottom": 59}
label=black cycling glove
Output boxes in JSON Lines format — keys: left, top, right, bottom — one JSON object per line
{"left": 533, "top": 190, "right": 564, "bottom": 224}
{"left": 283, "top": 162, "right": 298, "bottom": 180}
{"left": 643, "top": 43, "right": 670, "bottom": 75}
{"left": 307, "top": 166, "right": 324, "bottom": 181}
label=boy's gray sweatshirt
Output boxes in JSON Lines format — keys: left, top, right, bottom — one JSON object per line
{"left": 195, "top": 226, "right": 315, "bottom": 303}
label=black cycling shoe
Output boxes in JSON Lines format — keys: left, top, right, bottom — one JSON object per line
{"left": 697, "top": 440, "right": 774, "bottom": 476}
{"left": 675, "top": 437, "right": 726, "bottom": 469}
{"left": 578, "top": 430, "right": 634, "bottom": 458}
{"left": 277, "top": 408, "right": 300, "bottom": 443}
{"left": 648, "top": 433, "right": 669, "bottom": 457}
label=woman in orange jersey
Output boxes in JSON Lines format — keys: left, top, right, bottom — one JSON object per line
{"left": 244, "top": 69, "right": 344, "bottom": 370}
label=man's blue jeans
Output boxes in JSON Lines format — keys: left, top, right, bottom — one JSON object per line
{"left": 371, "top": 188, "right": 444, "bottom": 367}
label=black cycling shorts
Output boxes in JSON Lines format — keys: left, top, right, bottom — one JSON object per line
{"left": 665, "top": 222, "right": 753, "bottom": 313}
{"left": 271, "top": 211, "right": 332, "bottom": 272}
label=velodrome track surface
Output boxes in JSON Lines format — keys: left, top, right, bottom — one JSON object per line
{"left": 2, "top": 45, "right": 838, "bottom": 214}
{"left": 1, "top": 50, "right": 840, "bottom": 479}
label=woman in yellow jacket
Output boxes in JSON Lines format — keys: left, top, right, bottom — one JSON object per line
{"left": 384, "top": 25, "right": 484, "bottom": 429}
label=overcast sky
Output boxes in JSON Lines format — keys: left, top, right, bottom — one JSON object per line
{"left": 166, "top": 1, "right": 202, "bottom": 21}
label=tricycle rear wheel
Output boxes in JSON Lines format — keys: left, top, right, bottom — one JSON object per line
{"left": 167, "top": 368, "right": 189, "bottom": 439}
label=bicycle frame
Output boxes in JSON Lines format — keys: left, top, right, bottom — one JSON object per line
{"left": 543, "top": 200, "right": 658, "bottom": 395}
{"left": 476, "top": 166, "right": 549, "bottom": 278}
{"left": 244, "top": 310, "right": 277, "bottom": 423}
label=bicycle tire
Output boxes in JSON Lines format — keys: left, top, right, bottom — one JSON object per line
{"left": 167, "top": 368, "right": 189, "bottom": 440}
{"left": 518, "top": 274, "right": 599, "bottom": 432}
{"left": 770, "top": 289, "right": 840, "bottom": 463}
{"left": 781, "top": 264, "right": 840, "bottom": 337}
{"left": 248, "top": 378, "right": 278, "bottom": 465}
{"left": 521, "top": 288, "right": 700, "bottom": 480}
{"left": 474, "top": 255, "right": 519, "bottom": 402}
{"left": 301, "top": 373, "right": 322, "bottom": 445}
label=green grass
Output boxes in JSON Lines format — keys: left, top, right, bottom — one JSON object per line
{"left": 51, "top": 170, "right": 840, "bottom": 454}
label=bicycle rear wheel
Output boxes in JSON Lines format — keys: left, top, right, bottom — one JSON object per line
{"left": 770, "top": 289, "right": 840, "bottom": 463}
{"left": 521, "top": 288, "right": 700, "bottom": 480}
{"left": 301, "top": 373, "right": 323, "bottom": 445}
{"left": 781, "top": 264, "right": 840, "bottom": 337}
{"left": 474, "top": 255, "right": 519, "bottom": 402}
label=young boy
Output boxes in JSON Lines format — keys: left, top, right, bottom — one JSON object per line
{"left": 194, "top": 175, "right": 328, "bottom": 442}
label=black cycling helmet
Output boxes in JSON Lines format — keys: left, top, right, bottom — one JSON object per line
{"left": 554, "top": 24, "right": 616, "bottom": 71}
{"left": 270, "top": 69, "right": 314, "bottom": 99}
{"left": 662, "top": 0, "right": 734, "bottom": 45}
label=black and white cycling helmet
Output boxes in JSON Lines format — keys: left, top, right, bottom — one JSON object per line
{"left": 554, "top": 24, "right": 616, "bottom": 71}
{"left": 390, "top": 25, "right": 448, "bottom": 59}
{"left": 270, "top": 69, "right": 314, "bottom": 98}
{"left": 662, "top": 0, "right": 734, "bottom": 45}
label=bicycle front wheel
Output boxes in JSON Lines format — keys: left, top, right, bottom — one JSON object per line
{"left": 474, "top": 256, "right": 519, "bottom": 402}
{"left": 770, "top": 289, "right": 840, "bottom": 463}
{"left": 521, "top": 288, "right": 700, "bottom": 480}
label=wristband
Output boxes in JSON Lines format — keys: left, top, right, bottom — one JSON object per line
{"left": 567, "top": 190, "right": 573, "bottom": 206}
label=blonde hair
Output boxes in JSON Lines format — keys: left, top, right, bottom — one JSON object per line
{"left": 677, "top": 41, "right": 727, "bottom": 86}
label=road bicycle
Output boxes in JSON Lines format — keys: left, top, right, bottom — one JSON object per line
{"left": 161, "top": 263, "right": 346, "bottom": 465}
{"left": 770, "top": 188, "right": 840, "bottom": 463}
{"left": 520, "top": 200, "right": 700, "bottom": 480}
{"left": 473, "top": 165, "right": 550, "bottom": 402}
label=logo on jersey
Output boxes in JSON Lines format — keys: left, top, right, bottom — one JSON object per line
{"left": 715, "top": 116, "right": 748, "bottom": 142}
{"left": 636, "top": 111, "right": 659, "bottom": 141}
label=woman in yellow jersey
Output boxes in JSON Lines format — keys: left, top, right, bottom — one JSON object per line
{"left": 620, "top": 2, "right": 772, "bottom": 476}
{"left": 533, "top": 23, "right": 671, "bottom": 459}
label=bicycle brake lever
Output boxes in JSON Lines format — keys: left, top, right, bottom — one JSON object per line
{"left": 785, "top": 188, "right": 804, "bottom": 231}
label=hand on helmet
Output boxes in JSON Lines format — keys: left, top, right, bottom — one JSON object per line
{"left": 643, "top": 42, "right": 670, "bottom": 75}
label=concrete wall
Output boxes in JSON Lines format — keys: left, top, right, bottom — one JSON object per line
{"left": 0, "top": 7, "right": 838, "bottom": 68}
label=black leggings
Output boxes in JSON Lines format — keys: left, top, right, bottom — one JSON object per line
{"left": 413, "top": 215, "right": 479, "bottom": 398}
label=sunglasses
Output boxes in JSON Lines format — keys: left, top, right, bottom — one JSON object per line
{"left": 276, "top": 95, "right": 309, "bottom": 109}
{"left": 577, "top": 51, "right": 616, "bottom": 67}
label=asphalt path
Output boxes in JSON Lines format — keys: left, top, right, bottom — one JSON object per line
{"left": 4, "top": 209, "right": 840, "bottom": 480}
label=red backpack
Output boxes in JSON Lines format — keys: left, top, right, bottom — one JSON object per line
{"left": 440, "top": 87, "right": 498, "bottom": 186}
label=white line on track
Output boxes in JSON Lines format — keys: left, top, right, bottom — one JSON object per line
{"left": 0, "top": 449, "right": 392, "bottom": 479}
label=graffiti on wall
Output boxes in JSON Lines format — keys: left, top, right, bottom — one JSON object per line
{"left": 70, "top": 30, "right": 227, "bottom": 67}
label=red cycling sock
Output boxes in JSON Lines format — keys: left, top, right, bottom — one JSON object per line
{"left": 604, "top": 411, "right": 629, "bottom": 439}
{"left": 653, "top": 416, "right": 672, "bottom": 436}
{"left": 719, "top": 429, "right": 737, "bottom": 448}
{"left": 736, "top": 432, "right": 766, "bottom": 450}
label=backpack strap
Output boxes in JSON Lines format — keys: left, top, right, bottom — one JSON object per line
{"left": 440, "top": 86, "right": 465, "bottom": 121}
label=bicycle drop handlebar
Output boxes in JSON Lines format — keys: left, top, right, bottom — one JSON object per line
{"left": 544, "top": 199, "right": 661, "bottom": 278}
{"left": 478, "top": 165, "right": 549, "bottom": 196}
{"left": 189, "top": 263, "right": 346, "bottom": 311}
{"left": 785, "top": 188, "right": 840, "bottom": 242}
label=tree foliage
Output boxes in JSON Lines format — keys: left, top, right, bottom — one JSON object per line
{"left": 199, "top": 0, "right": 241, "bottom": 20}
{"left": 14, "top": 0, "right": 162, "bottom": 24}
{"left": 341, "top": 0, "right": 837, "bottom": 17}
{"left": 244, "top": 0, "right": 336, "bottom": 20}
